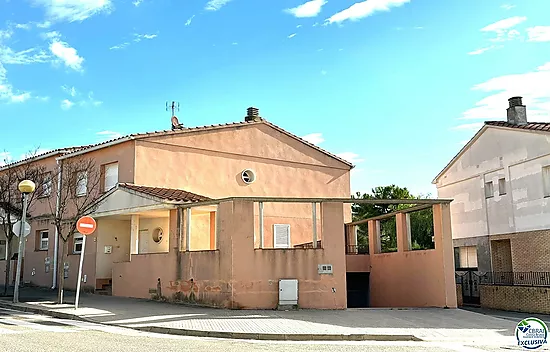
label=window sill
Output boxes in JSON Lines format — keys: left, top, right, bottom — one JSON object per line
{"left": 35, "top": 249, "right": 48, "bottom": 252}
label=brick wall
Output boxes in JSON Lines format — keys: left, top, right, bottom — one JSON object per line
{"left": 481, "top": 285, "right": 550, "bottom": 314}
{"left": 491, "top": 229, "right": 550, "bottom": 272}
{"left": 491, "top": 239, "right": 512, "bottom": 272}
{"left": 456, "top": 284, "right": 463, "bottom": 307}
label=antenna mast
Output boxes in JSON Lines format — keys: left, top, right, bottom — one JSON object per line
{"left": 166, "top": 101, "right": 184, "bottom": 130}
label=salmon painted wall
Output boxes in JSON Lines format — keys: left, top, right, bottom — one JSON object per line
{"left": 368, "top": 204, "right": 457, "bottom": 308}
{"left": 112, "top": 200, "right": 348, "bottom": 309}
{"left": 95, "top": 218, "right": 131, "bottom": 279}
{"left": 18, "top": 142, "right": 136, "bottom": 289}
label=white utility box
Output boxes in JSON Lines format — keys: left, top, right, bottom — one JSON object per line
{"left": 278, "top": 279, "right": 298, "bottom": 306}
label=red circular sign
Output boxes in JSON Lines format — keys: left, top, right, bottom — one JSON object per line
{"left": 76, "top": 216, "right": 97, "bottom": 235}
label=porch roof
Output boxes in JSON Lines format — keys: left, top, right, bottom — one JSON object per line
{"left": 118, "top": 183, "right": 211, "bottom": 203}
{"left": 89, "top": 183, "right": 211, "bottom": 218}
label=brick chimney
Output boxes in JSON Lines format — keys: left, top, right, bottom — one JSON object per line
{"left": 245, "top": 107, "right": 262, "bottom": 122}
{"left": 506, "top": 96, "right": 527, "bottom": 125}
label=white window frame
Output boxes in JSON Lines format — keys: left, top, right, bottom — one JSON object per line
{"left": 39, "top": 230, "right": 49, "bottom": 251}
{"left": 273, "top": 224, "right": 291, "bottom": 249}
{"left": 76, "top": 171, "right": 88, "bottom": 197}
{"left": 484, "top": 181, "right": 494, "bottom": 199}
{"left": 543, "top": 166, "right": 550, "bottom": 197}
{"left": 104, "top": 162, "right": 119, "bottom": 192}
{"left": 498, "top": 178, "right": 506, "bottom": 196}
{"left": 73, "top": 234, "right": 84, "bottom": 254}
{"left": 42, "top": 173, "right": 52, "bottom": 197}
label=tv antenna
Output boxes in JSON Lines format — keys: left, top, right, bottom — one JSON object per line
{"left": 166, "top": 101, "right": 180, "bottom": 117}
{"left": 166, "top": 101, "right": 184, "bottom": 130}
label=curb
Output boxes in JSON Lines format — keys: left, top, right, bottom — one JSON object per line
{"left": 0, "top": 300, "right": 422, "bottom": 342}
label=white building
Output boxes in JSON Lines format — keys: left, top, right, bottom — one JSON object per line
{"left": 433, "top": 97, "right": 550, "bottom": 274}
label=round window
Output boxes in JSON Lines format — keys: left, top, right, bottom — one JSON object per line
{"left": 241, "top": 169, "right": 256, "bottom": 184}
{"left": 152, "top": 227, "right": 163, "bottom": 243}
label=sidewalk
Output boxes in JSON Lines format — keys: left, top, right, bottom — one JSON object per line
{"left": 0, "top": 287, "right": 536, "bottom": 345}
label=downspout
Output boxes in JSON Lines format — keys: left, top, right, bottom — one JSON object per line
{"left": 51, "top": 159, "right": 62, "bottom": 289}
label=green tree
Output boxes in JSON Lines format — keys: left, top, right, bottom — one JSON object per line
{"left": 351, "top": 185, "right": 434, "bottom": 253}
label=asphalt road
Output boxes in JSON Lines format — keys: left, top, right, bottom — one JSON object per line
{"left": 0, "top": 308, "right": 526, "bottom": 352}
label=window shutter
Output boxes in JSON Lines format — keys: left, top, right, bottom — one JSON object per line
{"left": 104, "top": 163, "right": 119, "bottom": 191}
{"left": 273, "top": 224, "right": 290, "bottom": 248}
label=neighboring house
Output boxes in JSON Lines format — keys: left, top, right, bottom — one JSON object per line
{"left": 433, "top": 96, "right": 550, "bottom": 275}
{"left": 0, "top": 107, "right": 457, "bottom": 310}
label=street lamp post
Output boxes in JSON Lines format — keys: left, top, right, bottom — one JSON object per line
{"left": 13, "top": 180, "right": 36, "bottom": 304}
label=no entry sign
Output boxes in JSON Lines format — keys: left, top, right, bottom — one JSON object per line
{"left": 76, "top": 216, "right": 97, "bottom": 235}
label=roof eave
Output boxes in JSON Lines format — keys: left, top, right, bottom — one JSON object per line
{"left": 432, "top": 124, "right": 489, "bottom": 184}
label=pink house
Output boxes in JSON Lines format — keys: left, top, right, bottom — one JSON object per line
{"left": 0, "top": 108, "right": 456, "bottom": 309}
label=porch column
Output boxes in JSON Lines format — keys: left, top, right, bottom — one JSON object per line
{"left": 396, "top": 213, "right": 411, "bottom": 252}
{"left": 185, "top": 208, "right": 191, "bottom": 251}
{"left": 312, "top": 202, "right": 317, "bottom": 248}
{"left": 433, "top": 203, "right": 458, "bottom": 308}
{"left": 209, "top": 211, "right": 216, "bottom": 250}
{"left": 130, "top": 215, "right": 140, "bottom": 257}
{"left": 368, "top": 220, "right": 381, "bottom": 254}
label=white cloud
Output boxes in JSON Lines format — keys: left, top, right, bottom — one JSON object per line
{"left": 61, "top": 99, "right": 74, "bottom": 110}
{"left": 41, "top": 31, "right": 61, "bottom": 40}
{"left": 231, "top": 42, "right": 238, "bottom": 45}
{"left": 62, "top": 85, "right": 77, "bottom": 97}
{"left": 468, "top": 46, "right": 496, "bottom": 55}
{"left": 0, "top": 47, "right": 50, "bottom": 64}
{"left": 527, "top": 26, "right": 550, "bottom": 42}
{"left": 133, "top": 33, "right": 158, "bottom": 42}
{"left": 285, "top": 0, "right": 327, "bottom": 18}
{"left": 0, "top": 63, "right": 32, "bottom": 103}
{"left": 32, "top": 0, "right": 113, "bottom": 23}
{"left": 86, "top": 91, "right": 103, "bottom": 107}
{"left": 321, "top": 70, "right": 327, "bottom": 75}
{"left": 501, "top": 4, "right": 515, "bottom": 10}
{"left": 36, "top": 96, "right": 50, "bottom": 102}
{"left": 15, "top": 23, "right": 32, "bottom": 30}
{"left": 185, "top": 15, "right": 195, "bottom": 26}
{"left": 110, "top": 42, "right": 130, "bottom": 50}
{"left": 461, "top": 62, "right": 550, "bottom": 122}
{"left": 36, "top": 21, "right": 52, "bottom": 29}
{"left": 0, "top": 29, "right": 13, "bottom": 41}
{"left": 325, "top": 0, "right": 410, "bottom": 25}
{"left": 451, "top": 122, "right": 484, "bottom": 131}
{"left": 97, "top": 130, "right": 122, "bottom": 140}
{"left": 481, "top": 16, "right": 526, "bottom": 32}
{"left": 288, "top": 33, "right": 297, "bottom": 39}
{"left": 296, "top": 24, "right": 302, "bottom": 28}
{"left": 49, "top": 40, "right": 84, "bottom": 71}
{"left": 337, "top": 152, "right": 364, "bottom": 164}
{"left": 205, "top": 0, "right": 232, "bottom": 11}
{"left": 133, "top": 0, "right": 143, "bottom": 6}
{"left": 302, "top": 133, "right": 325, "bottom": 145}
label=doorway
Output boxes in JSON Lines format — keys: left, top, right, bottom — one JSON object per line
{"left": 346, "top": 272, "right": 370, "bottom": 308}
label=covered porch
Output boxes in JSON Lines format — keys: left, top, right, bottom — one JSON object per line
{"left": 89, "top": 183, "right": 214, "bottom": 293}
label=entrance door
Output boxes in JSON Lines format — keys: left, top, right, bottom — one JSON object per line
{"left": 456, "top": 270, "right": 484, "bottom": 305}
{"left": 346, "top": 272, "right": 370, "bottom": 308}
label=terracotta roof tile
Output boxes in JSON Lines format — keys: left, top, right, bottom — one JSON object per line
{"left": 485, "top": 121, "right": 550, "bottom": 132}
{"left": 60, "top": 118, "right": 354, "bottom": 168}
{"left": 118, "top": 183, "right": 211, "bottom": 203}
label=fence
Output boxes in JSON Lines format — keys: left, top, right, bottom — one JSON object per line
{"left": 481, "top": 271, "right": 550, "bottom": 287}
{"left": 346, "top": 244, "right": 369, "bottom": 255}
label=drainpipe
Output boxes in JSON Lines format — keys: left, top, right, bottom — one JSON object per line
{"left": 51, "top": 159, "right": 62, "bottom": 289}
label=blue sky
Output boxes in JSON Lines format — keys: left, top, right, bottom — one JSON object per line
{"left": 1, "top": 0, "right": 550, "bottom": 196}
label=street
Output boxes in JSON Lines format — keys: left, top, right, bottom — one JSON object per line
{"left": 0, "top": 308, "right": 527, "bottom": 352}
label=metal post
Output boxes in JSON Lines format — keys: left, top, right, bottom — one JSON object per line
{"left": 13, "top": 194, "right": 28, "bottom": 304}
{"left": 74, "top": 236, "right": 86, "bottom": 309}
{"left": 312, "top": 202, "right": 317, "bottom": 248}
{"left": 259, "top": 202, "right": 264, "bottom": 249}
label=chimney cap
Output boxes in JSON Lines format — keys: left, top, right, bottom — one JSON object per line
{"left": 508, "top": 96, "right": 523, "bottom": 107}
{"left": 245, "top": 106, "right": 261, "bottom": 122}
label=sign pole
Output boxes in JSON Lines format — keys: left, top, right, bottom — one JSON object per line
{"left": 74, "top": 216, "right": 96, "bottom": 310}
{"left": 74, "top": 235, "right": 86, "bottom": 309}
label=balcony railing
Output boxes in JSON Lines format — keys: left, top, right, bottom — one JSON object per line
{"left": 293, "top": 240, "right": 322, "bottom": 249}
{"left": 346, "top": 244, "right": 369, "bottom": 255}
